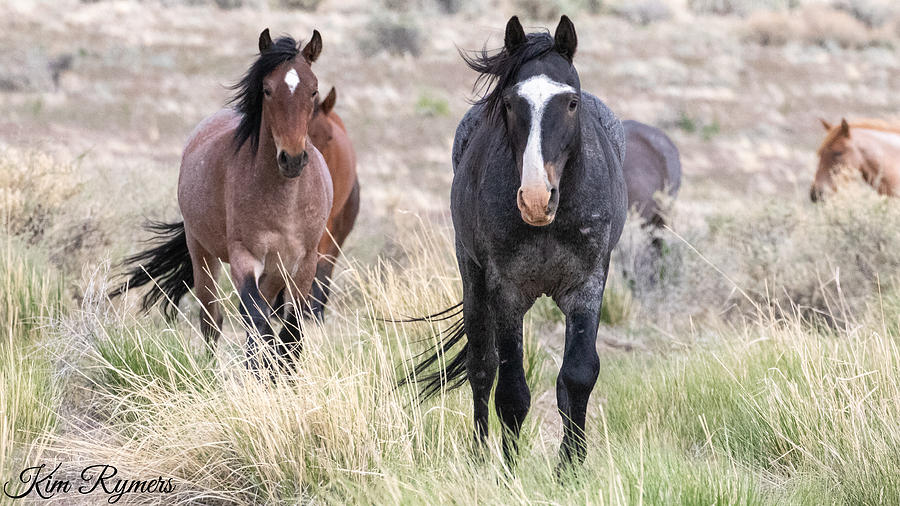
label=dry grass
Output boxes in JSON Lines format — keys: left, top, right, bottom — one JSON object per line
{"left": 744, "top": 4, "right": 896, "bottom": 48}
{"left": 21, "top": 208, "right": 900, "bottom": 503}
{"left": 0, "top": 148, "right": 81, "bottom": 241}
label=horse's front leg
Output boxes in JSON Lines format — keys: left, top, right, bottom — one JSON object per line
{"left": 275, "top": 255, "right": 318, "bottom": 370}
{"left": 461, "top": 258, "right": 497, "bottom": 449}
{"left": 487, "top": 284, "right": 531, "bottom": 465}
{"left": 555, "top": 274, "right": 607, "bottom": 470}
{"left": 229, "top": 247, "right": 274, "bottom": 375}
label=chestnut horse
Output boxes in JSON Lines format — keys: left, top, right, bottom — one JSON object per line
{"left": 811, "top": 118, "right": 900, "bottom": 201}
{"left": 111, "top": 29, "right": 333, "bottom": 372}
{"left": 302, "top": 86, "right": 360, "bottom": 320}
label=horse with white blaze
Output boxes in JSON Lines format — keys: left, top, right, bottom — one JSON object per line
{"left": 402, "top": 15, "right": 628, "bottom": 470}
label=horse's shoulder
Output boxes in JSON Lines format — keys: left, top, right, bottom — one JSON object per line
{"left": 183, "top": 109, "right": 239, "bottom": 152}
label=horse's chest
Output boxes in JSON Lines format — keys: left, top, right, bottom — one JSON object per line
{"left": 486, "top": 223, "right": 608, "bottom": 298}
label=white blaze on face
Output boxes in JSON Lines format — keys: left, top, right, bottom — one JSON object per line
{"left": 284, "top": 68, "right": 300, "bottom": 95}
{"left": 516, "top": 74, "right": 575, "bottom": 189}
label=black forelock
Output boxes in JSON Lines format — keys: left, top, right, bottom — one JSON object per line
{"left": 228, "top": 36, "right": 300, "bottom": 154}
{"left": 462, "top": 31, "right": 572, "bottom": 125}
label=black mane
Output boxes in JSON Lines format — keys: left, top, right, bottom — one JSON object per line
{"left": 461, "top": 31, "right": 554, "bottom": 124}
{"left": 228, "top": 36, "right": 300, "bottom": 154}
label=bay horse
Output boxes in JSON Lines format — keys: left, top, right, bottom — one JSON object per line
{"left": 111, "top": 29, "right": 333, "bottom": 372}
{"left": 622, "top": 119, "right": 681, "bottom": 228}
{"left": 301, "top": 86, "right": 360, "bottom": 320}
{"left": 405, "top": 16, "right": 627, "bottom": 469}
{"left": 811, "top": 118, "right": 900, "bottom": 201}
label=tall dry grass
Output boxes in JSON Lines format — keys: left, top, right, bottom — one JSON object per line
{"left": 25, "top": 190, "right": 900, "bottom": 503}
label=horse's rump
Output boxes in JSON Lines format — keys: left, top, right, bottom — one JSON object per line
{"left": 622, "top": 119, "right": 681, "bottom": 225}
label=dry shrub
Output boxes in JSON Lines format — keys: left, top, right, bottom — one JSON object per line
{"left": 611, "top": 0, "right": 673, "bottom": 25}
{"left": 273, "top": 0, "right": 324, "bottom": 10}
{"left": 615, "top": 184, "right": 900, "bottom": 328}
{"left": 802, "top": 5, "right": 873, "bottom": 48}
{"left": 359, "top": 14, "right": 423, "bottom": 57}
{"left": 743, "top": 10, "right": 804, "bottom": 45}
{"left": 743, "top": 5, "right": 891, "bottom": 48}
{"left": 688, "top": 0, "right": 798, "bottom": 16}
{"left": 832, "top": 0, "right": 900, "bottom": 28}
{"left": 0, "top": 148, "right": 81, "bottom": 242}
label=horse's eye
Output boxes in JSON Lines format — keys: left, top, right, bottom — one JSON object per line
{"left": 312, "top": 90, "right": 318, "bottom": 97}
{"left": 568, "top": 99, "right": 578, "bottom": 111}
{"left": 504, "top": 101, "right": 512, "bottom": 112}
{"left": 263, "top": 88, "right": 272, "bottom": 97}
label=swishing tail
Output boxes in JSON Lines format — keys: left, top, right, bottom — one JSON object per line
{"left": 395, "top": 302, "right": 469, "bottom": 402}
{"left": 109, "top": 220, "right": 193, "bottom": 320}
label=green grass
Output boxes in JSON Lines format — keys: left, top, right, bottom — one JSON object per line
{"left": 414, "top": 90, "right": 451, "bottom": 117}
{"left": 0, "top": 237, "right": 65, "bottom": 480}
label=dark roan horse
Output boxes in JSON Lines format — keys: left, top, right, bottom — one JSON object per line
{"left": 622, "top": 119, "right": 681, "bottom": 228}
{"left": 405, "top": 16, "right": 627, "bottom": 469}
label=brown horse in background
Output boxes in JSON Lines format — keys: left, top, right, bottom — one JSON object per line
{"left": 301, "top": 86, "right": 359, "bottom": 320}
{"left": 111, "top": 29, "right": 333, "bottom": 373}
{"left": 811, "top": 118, "right": 900, "bottom": 201}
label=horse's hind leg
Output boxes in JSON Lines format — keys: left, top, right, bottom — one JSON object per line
{"left": 274, "top": 257, "right": 318, "bottom": 370}
{"left": 186, "top": 233, "right": 222, "bottom": 348}
{"left": 307, "top": 180, "right": 360, "bottom": 321}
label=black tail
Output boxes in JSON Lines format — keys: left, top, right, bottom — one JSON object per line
{"left": 109, "top": 220, "right": 193, "bottom": 321}
{"left": 396, "top": 302, "right": 469, "bottom": 402}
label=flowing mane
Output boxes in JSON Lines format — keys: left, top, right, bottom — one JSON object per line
{"left": 228, "top": 36, "right": 300, "bottom": 154}
{"left": 818, "top": 119, "right": 900, "bottom": 155}
{"left": 461, "top": 31, "right": 554, "bottom": 125}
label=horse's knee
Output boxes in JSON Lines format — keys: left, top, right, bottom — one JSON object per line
{"left": 495, "top": 378, "right": 530, "bottom": 426}
{"left": 560, "top": 351, "right": 600, "bottom": 397}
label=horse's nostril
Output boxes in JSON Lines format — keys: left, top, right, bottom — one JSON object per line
{"left": 278, "top": 151, "right": 288, "bottom": 166}
{"left": 299, "top": 150, "right": 309, "bottom": 166}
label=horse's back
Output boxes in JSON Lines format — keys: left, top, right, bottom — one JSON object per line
{"left": 581, "top": 92, "right": 626, "bottom": 169}
{"left": 452, "top": 104, "right": 485, "bottom": 174}
{"left": 321, "top": 112, "right": 357, "bottom": 220}
{"left": 622, "top": 119, "right": 681, "bottom": 225}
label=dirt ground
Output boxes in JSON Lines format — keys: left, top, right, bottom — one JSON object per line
{"left": 4, "top": 0, "right": 899, "bottom": 269}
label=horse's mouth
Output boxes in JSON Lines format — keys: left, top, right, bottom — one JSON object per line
{"left": 279, "top": 166, "right": 304, "bottom": 178}
{"left": 520, "top": 212, "right": 555, "bottom": 227}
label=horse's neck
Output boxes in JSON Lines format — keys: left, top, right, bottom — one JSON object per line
{"left": 856, "top": 129, "right": 900, "bottom": 185}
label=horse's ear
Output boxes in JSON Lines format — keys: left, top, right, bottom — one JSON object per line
{"left": 321, "top": 87, "right": 337, "bottom": 114}
{"left": 259, "top": 28, "right": 272, "bottom": 53}
{"left": 553, "top": 15, "right": 577, "bottom": 62}
{"left": 302, "top": 30, "right": 323, "bottom": 63}
{"left": 504, "top": 16, "right": 526, "bottom": 52}
{"left": 840, "top": 118, "right": 851, "bottom": 138}
{"left": 819, "top": 118, "right": 832, "bottom": 131}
